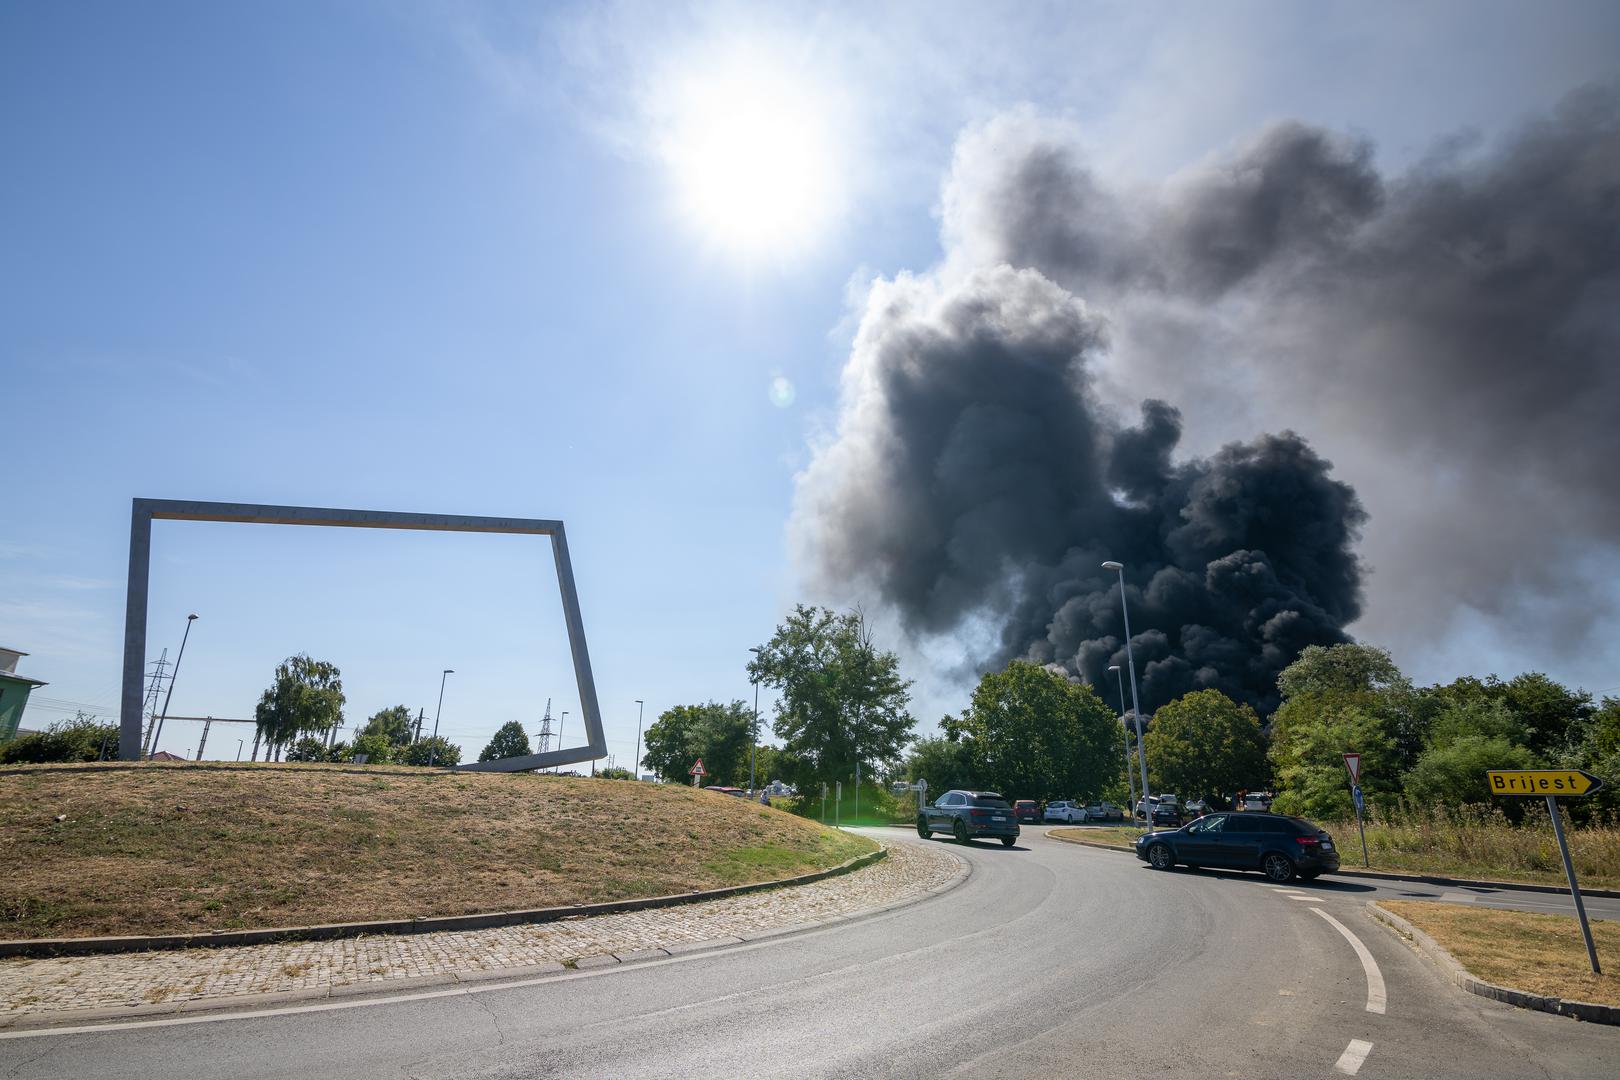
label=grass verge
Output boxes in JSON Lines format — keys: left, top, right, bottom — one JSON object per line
{"left": 0, "top": 762, "right": 876, "bottom": 939}
{"left": 1377, "top": 900, "right": 1620, "bottom": 1008}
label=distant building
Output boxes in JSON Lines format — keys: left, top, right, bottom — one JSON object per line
{"left": 0, "top": 646, "right": 48, "bottom": 743}
{"left": 149, "top": 751, "right": 187, "bottom": 762}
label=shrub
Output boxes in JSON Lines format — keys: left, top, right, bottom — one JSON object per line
{"left": 0, "top": 714, "right": 120, "bottom": 764}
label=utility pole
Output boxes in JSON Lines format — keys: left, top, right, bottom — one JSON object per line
{"left": 150, "top": 614, "right": 198, "bottom": 758}
{"left": 750, "top": 681, "right": 759, "bottom": 792}
{"left": 140, "top": 649, "right": 170, "bottom": 756}
{"left": 195, "top": 717, "right": 213, "bottom": 760}
{"left": 235, "top": 739, "right": 244, "bottom": 761}
{"left": 633, "top": 699, "right": 645, "bottom": 782}
{"left": 413, "top": 708, "right": 425, "bottom": 744}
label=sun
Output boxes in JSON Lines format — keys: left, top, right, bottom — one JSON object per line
{"left": 659, "top": 58, "right": 841, "bottom": 258}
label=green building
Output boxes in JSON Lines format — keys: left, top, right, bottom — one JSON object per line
{"left": 0, "top": 646, "right": 48, "bottom": 742}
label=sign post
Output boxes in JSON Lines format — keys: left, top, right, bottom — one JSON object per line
{"left": 689, "top": 758, "right": 705, "bottom": 787}
{"left": 1487, "top": 768, "right": 1604, "bottom": 974}
{"left": 835, "top": 781, "right": 842, "bottom": 828}
{"left": 1343, "top": 752, "right": 1368, "bottom": 867}
{"left": 821, "top": 782, "right": 828, "bottom": 823}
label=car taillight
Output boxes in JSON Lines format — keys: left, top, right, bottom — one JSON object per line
{"left": 1296, "top": 836, "right": 1320, "bottom": 845}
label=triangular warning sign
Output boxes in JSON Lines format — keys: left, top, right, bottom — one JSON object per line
{"left": 1343, "top": 752, "right": 1361, "bottom": 785}
{"left": 690, "top": 758, "right": 705, "bottom": 775}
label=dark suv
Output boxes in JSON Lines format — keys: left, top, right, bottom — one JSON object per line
{"left": 918, "top": 790, "right": 1020, "bottom": 846}
{"left": 1133, "top": 812, "right": 1339, "bottom": 882}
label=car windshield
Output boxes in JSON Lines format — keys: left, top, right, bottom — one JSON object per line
{"left": 971, "top": 795, "right": 1010, "bottom": 808}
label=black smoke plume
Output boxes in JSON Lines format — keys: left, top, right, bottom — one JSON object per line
{"left": 793, "top": 266, "right": 1365, "bottom": 715}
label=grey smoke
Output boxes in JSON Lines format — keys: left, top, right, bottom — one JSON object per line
{"left": 796, "top": 85, "right": 1620, "bottom": 708}
{"left": 794, "top": 266, "right": 1364, "bottom": 715}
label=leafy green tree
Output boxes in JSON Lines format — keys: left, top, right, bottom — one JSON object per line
{"left": 948, "top": 661, "right": 1119, "bottom": 801}
{"left": 902, "top": 733, "right": 977, "bottom": 797}
{"left": 479, "top": 721, "right": 532, "bottom": 762}
{"left": 1143, "top": 690, "right": 1268, "bottom": 801}
{"left": 350, "top": 732, "right": 394, "bottom": 764}
{"left": 1270, "top": 695, "right": 1397, "bottom": 819}
{"left": 397, "top": 736, "right": 460, "bottom": 767}
{"left": 641, "top": 701, "right": 753, "bottom": 785}
{"left": 284, "top": 735, "right": 331, "bottom": 762}
{"left": 1426, "top": 673, "right": 1593, "bottom": 758}
{"left": 598, "top": 765, "right": 634, "bottom": 780}
{"left": 747, "top": 605, "right": 915, "bottom": 792}
{"left": 361, "top": 705, "right": 416, "bottom": 748}
{"left": 1404, "top": 735, "right": 1541, "bottom": 809}
{"left": 1273, "top": 643, "right": 1427, "bottom": 774}
{"left": 253, "top": 654, "right": 345, "bottom": 761}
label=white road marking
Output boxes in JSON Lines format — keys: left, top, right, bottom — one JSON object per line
{"left": 1287, "top": 895, "right": 1325, "bottom": 902}
{"left": 1334, "top": 1038, "right": 1374, "bottom": 1075}
{"left": 1313, "top": 909, "right": 1387, "bottom": 1014}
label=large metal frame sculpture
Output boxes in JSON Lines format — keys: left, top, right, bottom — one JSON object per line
{"left": 120, "top": 499, "right": 605, "bottom": 771}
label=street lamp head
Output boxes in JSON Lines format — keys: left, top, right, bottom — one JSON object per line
{"left": 1108, "top": 664, "right": 1120, "bottom": 673}
{"left": 1101, "top": 560, "right": 1123, "bottom": 572}
{"left": 634, "top": 699, "right": 643, "bottom": 705}
{"left": 443, "top": 669, "right": 454, "bottom": 675}
{"left": 187, "top": 613, "right": 199, "bottom": 621}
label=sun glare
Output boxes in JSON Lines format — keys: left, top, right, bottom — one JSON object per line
{"left": 661, "top": 59, "right": 841, "bottom": 258}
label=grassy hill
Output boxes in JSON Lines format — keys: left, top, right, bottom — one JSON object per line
{"left": 0, "top": 763, "right": 876, "bottom": 940}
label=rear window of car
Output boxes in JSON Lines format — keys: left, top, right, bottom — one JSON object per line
{"left": 1288, "top": 817, "right": 1322, "bottom": 834}
{"left": 1015, "top": 800, "right": 1036, "bottom": 807}
{"left": 971, "top": 795, "right": 1010, "bottom": 808}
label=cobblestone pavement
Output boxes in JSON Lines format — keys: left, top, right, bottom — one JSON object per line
{"left": 0, "top": 837, "right": 962, "bottom": 1022}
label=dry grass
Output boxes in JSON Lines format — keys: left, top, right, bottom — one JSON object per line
{"left": 0, "top": 762, "right": 875, "bottom": 939}
{"left": 1321, "top": 807, "right": 1620, "bottom": 890}
{"left": 1378, "top": 900, "right": 1620, "bottom": 1007}
{"left": 1048, "top": 825, "right": 1141, "bottom": 850}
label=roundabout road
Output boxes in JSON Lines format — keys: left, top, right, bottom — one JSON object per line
{"left": 3, "top": 829, "right": 1615, "bottom": 1079}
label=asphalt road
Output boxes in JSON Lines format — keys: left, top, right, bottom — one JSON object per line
{"left": 3, "top": 829, "right": 1616, "bottom": 1079}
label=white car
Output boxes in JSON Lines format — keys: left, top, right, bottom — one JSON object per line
{"left": 1043, "top": 800, "right": 1088, "bottom": 823}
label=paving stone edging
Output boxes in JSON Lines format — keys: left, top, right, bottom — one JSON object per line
{"left": 1042, "top": 830, "right": 1620, "bottom": 898}
{"left": 0, "top": 848, "right": 888, "bottom": 960}
{"left": 1366, "top": 901, "right": 1619, "bottom": 1026}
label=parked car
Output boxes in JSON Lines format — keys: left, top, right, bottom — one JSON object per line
{"left": 1044, "top": 800, "right": 1087, "bottom": 823}
{"left": 1013, "top": 799, "right": 1043, "bottom": 824}
{"left": 1134, "top": 812, "right": 1340, "bottom": 882}
{"left": 1184, "top": 799, "right": 1208, "bottom": 816}
{"left": 918, "top": 790, "right": 1020, "bottom": 846}
{"left": 1084, "top": 802, "right": 1123, "bottom": 821}
{"left": 1147, "top": 794, "right": 1183, "bottom": 827}
{"left": 1242, "top": 793, "right": 1273, "bottom": 812}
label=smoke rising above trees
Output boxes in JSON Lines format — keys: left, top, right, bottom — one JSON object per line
{"left": 793, "top": 85, "right": 1620, "bottom": 711}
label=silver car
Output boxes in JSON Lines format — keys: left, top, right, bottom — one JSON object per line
{"left": 1043, "top": 800, "right": 1087, "bottom": 823}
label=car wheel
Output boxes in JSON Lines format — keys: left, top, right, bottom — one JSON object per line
{"left": 1263, "top": 852, "right": 1296, "bottom": 883}
{"left": 1001, "top": 836, "right": 1016, "bottom": 847}
{"left": 1147, "top": 844, "right": 1174, "bottom": 871}
{"left": 917, "top": 816, "right": 931, "bottom": 839}
{"left": 953, "top": 819, "right": 969, "bottom": 844}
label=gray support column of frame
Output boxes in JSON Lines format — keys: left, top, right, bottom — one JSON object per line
{"left": 120, "top": 499, "right": 606, "bottom": 772}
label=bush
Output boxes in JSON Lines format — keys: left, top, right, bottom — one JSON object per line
{"left": 598, "top": 766, "right": 634, "bottom": 780}
{"left": 350, "top": 733, "right": 394, "bottom": 764}
{"left": 397, "top": 737, "right": 461, "bottom": 767}
{"left": 0, "top": 714, "right": 120, "bottom": 764}
{"left": 283, "top": 736, "right": 332, "bottom": 762}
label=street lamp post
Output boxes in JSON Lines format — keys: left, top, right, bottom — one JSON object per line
{"left": 750, "top": 679, "right": 760, "bottom": 792}
{"left": 1102, "top": 561, "right": 1151, "bottom": 816}
{"left": 558, "top": 712, "right": 568, "bottom": 774}
{"left": 149, "top": 613, "right": 198, "bottom": 758}
{"left": 428, "top": 669, "right": 453, "bottom": 767}
{"left": 1109, "top": 664, "right": 1139, "bottom": 828}
{"left": 633, "top": 699, "right": 645, "bottom": 781}
{"left": 236, "top": 739, "right": 244, "bottom": 762}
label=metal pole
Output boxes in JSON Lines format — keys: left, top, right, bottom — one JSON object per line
{"left": 835, "top": 781, "right": 842, "bottom": 828}
{"left": 429, "top": 669, "right": 452, "bottom": 766}
{"left": 855, "top": 759, "right": 861, "bottom": 824}
{"left": 634, "top": 699, "right": 644, "bottom": 781}
{"left": 1546, "top": 794, "right": 1601, "bottom": 974}
{"left": 196, "top": 717, "right": 213, "bottom": 760}
{"left": 557, "top": 712, "right": 567, "bottom": 774}
{"left": 1110, "top": 664, "right": 1138, "bottom": 828}
{"left": 750, "top": 681, "right": 759, "bottom": 792}
{"left": 414, "top": 709, "right": 424, "bottom": 743}
{"left": 151, "top": 614, "right": 198, "bottom": 758}
{"left": 1106, "top": 563, "right": 1151, "bottom": 812}
{"left": 236, "top": 739, "right": 243, "bottom": 761}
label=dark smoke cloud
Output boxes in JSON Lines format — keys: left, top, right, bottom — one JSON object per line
{"left": 938, "top": 87, "right": 1620, "bottom": 660}
{"left": 794, "top": 266, "right": 1365, "bottom": 715}
{"left": 798, "top": 87, "right": 1620, "bottom": 706}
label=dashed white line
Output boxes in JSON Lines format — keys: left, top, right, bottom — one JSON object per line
{"left": 1313, "top": 909, "right": 1387, "bottom": 1014}
{"left": 1287, "top": 895, "right": 1325, "bottom": 903}
{"left": 1334, "top": 1038, "right": 1374, "bottom": 1075}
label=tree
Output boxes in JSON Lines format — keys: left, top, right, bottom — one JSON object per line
{"left": 253, "top": 654, "right": 345, "bottom": 761}
{"left": 1426, "top": 673, "right": 1593, "bottom": 758}
{"left": 284, "top": 735, "right": 331, "bottom": 762}
{"left": 1143, "top": 690, "right": 1268, "bottom": 801}
{"left": 1270, "top": 695, "right": 1397, "bottom": 819}
{"left": 747, "top": 605, "right": 916, "bottom": 792}
{"left": 398, "top": 736, "right": 460, "bottom": 767}
{"left": 1404, "top": 735, "right": 1541, "bottom": 809}
{"left": 479, "top": 721, "right": 531, "bottom": 762}
{"left": 902, "top": 733, "right": 977, "bottom": 797}
{"left": 949, "top": 661, "right": 1120, "bottom": 801}
{"left": 1273, "top": 643, "right": 1427, "bottom": 774}
{"left": 641, "top": 701, "right": 753, "bottom": 785}
{"left": 350, "top": 732, "right": 394, "bottom": 764}
{"left": 361, "top": 705, "right": 416, "bottom": 748}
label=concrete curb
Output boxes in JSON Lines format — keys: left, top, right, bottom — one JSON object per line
{"left": 1365, "top": 902, "right": 1619, "bottom": 1026}
{"left": 0, "top": 839, "right": 971, "bottom": 1032}
{"left": 0, "top": 848, "right": 887, "bottom": 959}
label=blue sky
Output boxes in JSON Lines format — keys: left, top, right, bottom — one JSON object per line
{"left": 5, "top": 1, "right": 1619, "bottom": 762}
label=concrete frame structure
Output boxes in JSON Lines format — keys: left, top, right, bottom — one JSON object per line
{"left": 120, "top": 499, "right": 605, "bottom": 771}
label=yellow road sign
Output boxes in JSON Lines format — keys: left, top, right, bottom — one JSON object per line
{"left": 1487, "top": 769, "right": 1603, "bottom": 797}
